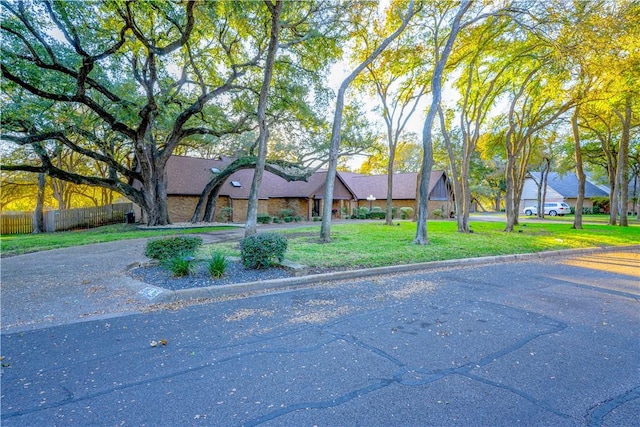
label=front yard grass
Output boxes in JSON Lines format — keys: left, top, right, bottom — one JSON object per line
{"left": 3, "top": 221, "right": 638, "bottom": 271}
{"left": 0, "top": 223, "right": 234, "bottom": 257}
{"left": 213, "top": 220, "right": 640, "bottom": 270}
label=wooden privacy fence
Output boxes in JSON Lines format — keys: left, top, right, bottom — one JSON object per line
{"left": 1, "top": 203, "right": 134, "bottom": 235}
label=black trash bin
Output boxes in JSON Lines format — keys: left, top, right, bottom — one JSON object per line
{"left": 125, "top": 211, "right": 135, "bottom": 224}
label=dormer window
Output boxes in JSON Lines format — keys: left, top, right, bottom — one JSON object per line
{"left": 231, "top": 181, "right": 242, "bottom": 187}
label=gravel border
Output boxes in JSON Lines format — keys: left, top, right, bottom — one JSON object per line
{"left": 128, "top": 261, "right": 294, "bottom": 291}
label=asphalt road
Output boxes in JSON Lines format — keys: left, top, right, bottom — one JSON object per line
{"left": 1, "top": 249, "right": 639, "bottom": 426}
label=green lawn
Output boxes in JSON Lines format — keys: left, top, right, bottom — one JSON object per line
{"left": 520, "top": 213, "right": 639, "bottom": 224}
{"left": 211, "top": 220, "right": 640, "bottom": 269}
{"left": 3, "top": 221, "right": 639, "bottom": 270}
{"left": 0, "top": 223, "right": 235, "bottom": 257}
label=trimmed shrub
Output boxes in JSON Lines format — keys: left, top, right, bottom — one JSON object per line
{"left": 293, "top": 216, "right": 303, "bottom": 222}
{"left": 432, "top": 208, "right": 444, "bottom": 219}
{"left": 312, "top": 216, "right": 321, "bottom": 222}
{"left": 163, "top": 252, "right": 195, "bottom": 277}
{"left": 208, "top": 251, "right": 228, "bottom": 278}
{"left": 283, "top": 216, "right": 293, "bottom": 222}
{"left": 369, "top": 211, "right": 386, "bottom": 219}
{"left": 240, "top": 233, "right": 288, "bottom": 269}
{"left": 145, "top": 236, "right": 202, "bottom": 260}
{"left": 279, "top": 208, "right": 295, "bottom": 218}
{"left": 257, "top": 212, "right": 272, "bottom": 224}
{"left": 273, "top": 217, "right": 282, "bottom": 223}
{"left": 400, "top": 207, "right": 414, "bottom": 219}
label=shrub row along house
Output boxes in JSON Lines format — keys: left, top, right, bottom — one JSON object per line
{"left": 164, "top": 155, "right": 454, "bottom": 223}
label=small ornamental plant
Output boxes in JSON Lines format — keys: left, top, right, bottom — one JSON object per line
{"left": 163, "top": 252, "right": 195, "bottom": 277}
{"left": 240, "top": 233, "right": 288, "bottom": 269}
{"left": 208, "top": 251, "right": 228, "bottom": 278}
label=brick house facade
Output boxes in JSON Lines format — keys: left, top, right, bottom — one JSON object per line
{"left": 163, "top": 155, "right": 454, "bottom": 223}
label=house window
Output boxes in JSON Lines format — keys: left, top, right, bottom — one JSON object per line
{"left": 231, "top": 181, "right": 242, "bottom": 187}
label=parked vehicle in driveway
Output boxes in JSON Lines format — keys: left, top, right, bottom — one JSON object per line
{"left": 523, "top": 202, "right": 571, "bottom": 216}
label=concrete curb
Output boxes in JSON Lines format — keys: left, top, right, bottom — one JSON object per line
{"left": 137, "top": 244, "right": 640, "bottom": 303}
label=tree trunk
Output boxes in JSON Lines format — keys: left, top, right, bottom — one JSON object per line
{"left": 415, "top": 0, "right": 472, "bottom": 245}
{"left": 572, "top": 107, "right": 585, "bottom": 229}
{"left": 33, "top": 173, "right": 46, "bottom": 234}
{"left": 385, "top": 148, "right": 395, "bottom": 225}
{"left": 438, "top": 107, "right": 466, "bottom": 232}
{"left": 536, "top": 158, "right": 550, "bottom": 219}
{"left": 320, "top": 0, "right": 416, "bottom": 242}
{"left": 504, "top": 152, "right": 519, "bottom": 232}
{"left": 615, "top": 96, "right": 631, "bottom": 227}
{"left": 245, "top": 1, "right": 283, "bottom": 238}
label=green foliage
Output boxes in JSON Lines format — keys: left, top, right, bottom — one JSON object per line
{"left": 294, "top": 216, "right": 303, "bottom": 222}
{"left": 257, "top": 213, "right": 272, "bottom": 224}
{"left": 273, "top": 217, "right": 282, "bottom": 223}
{"left": 217, "top": 207, "right": 233, "bottom": 223}
{"left": 400, "top": 207, "right": 414, "bottom": 219}
{"left": 369, "top": 211, "right": 386, "bottom": 219}
{"left": 432, "top": 208, "right": 444, "bottom": 219}
{"left": 279, "top": 209, "right": 296, "bottom": 218}
{"left": 283, "top": 216, "right": 293, "bottom": 222}
{"left": 208, "top": 251, "right": 229, "bottom": 278}
{"left": 357, "top": 206, "right": 370, "bottom": 219}
{"left": 312, "top": 216, "right": 321, "bottom": 222}
{"left": 240, "top": 233, "right": 288, "bottom": 269}
{"left": 145, "top": 236, "right": 203, "bottom": 260}
{"left": 162, "top": 252, "right": 195, "bottom": 277}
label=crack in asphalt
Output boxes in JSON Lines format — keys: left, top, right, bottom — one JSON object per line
{"left": 2, "top": 293, "right": 635, "bottom": 426}
{"left": 238, "top": 302, "right": 576, "bottom": 426}
{"left": 586, "top": 386, "right": 640, "bottom": 426}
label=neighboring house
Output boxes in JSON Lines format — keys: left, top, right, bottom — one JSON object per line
{"left": 521, "top": 172, "right": 609, "bottom": 212}
{"left": 164, "top": 155, "right": 454, "bottom": 223}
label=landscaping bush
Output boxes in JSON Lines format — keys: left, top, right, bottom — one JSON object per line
{"left": 217, "top": 206, "right": 233, "bottom": 223}
{"left": 432, "top": 208, "right": 444, "bottom": 219}
{"left": 279, "top": 208, "right": 295, "bottom": 218}
{"left": 369, "top": 211, "right": 386, "bottom": 219}
{"left": 293, "top": 216, "right": 303, "bottom": 222}
{"left": 356, "top": 206, "right": 370, "bottom": 219}
{"left": 312, "top": 216, "right": 321, "bottom": 222}
{"left": 163, "top": 252, "right": 195, "bottom": 277}
{"left": 145, "top": 236, "right": 203, "bottom": 260}
{"left": 283, "top": 216, "right": 293, "bottom": 223}
{"left": 208, "top": 251, "right": 228, "bottom": 278}
{"left": 257, "top": 212, "right": 272, "bottom": 224}
{"left": 240, "top": 233, "right": 288, "bottom": 269}
{"left": 273, "top": 217, "right": 282, "bottom": 223}
{"left": 400, "top": 207, "right": 414, "bottom": 219}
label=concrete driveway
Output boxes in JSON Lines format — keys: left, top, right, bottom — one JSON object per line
{"left": 1, "top": 247, "right": 638, "bottom": 426}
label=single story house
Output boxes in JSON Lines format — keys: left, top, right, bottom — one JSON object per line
{"left": 164, "top": 155, "right": 454, "bottom": 223}
{"left": 521, "top": 172, "right": 609, "bottom": 212}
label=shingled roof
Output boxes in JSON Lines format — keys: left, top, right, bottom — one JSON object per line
{"left": 340, "top": 171, "right": 445, "bottom": 200}
{"left": 529, "top": 172, "right": 609, "bottom": 198}
{"left": 166, "top": 155, "right": 447, "bottom": 201}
